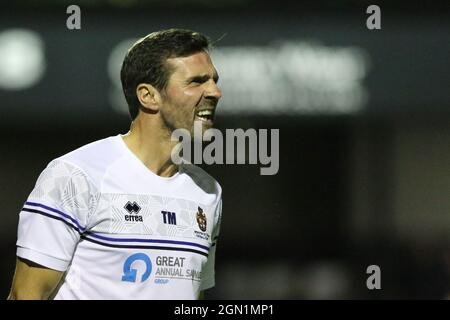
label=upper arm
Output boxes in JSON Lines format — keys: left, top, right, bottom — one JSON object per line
{"left": 15, "top": 160, "right": 97, "bottom": 274}
{"left": 11, "top": 160, "right": 97, "bottom": 299}
{"left": 8, "top": 258, "right": 64, "bottom": 300}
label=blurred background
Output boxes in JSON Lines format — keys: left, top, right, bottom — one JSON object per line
{"left": 0, "top": 0, "right": 449, "bottom": 299}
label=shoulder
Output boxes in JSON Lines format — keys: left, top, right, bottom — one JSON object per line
{"left": 181, "top": 163, "right": 222, "bottom": 199}
{"left": 50, "top": 135, "right": 124, "bottom": 187}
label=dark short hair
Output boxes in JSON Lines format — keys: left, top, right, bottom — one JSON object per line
{"left": 120, "top": 29, "right": 211, "bottom": 120}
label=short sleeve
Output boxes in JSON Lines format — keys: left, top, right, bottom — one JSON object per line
{"left": 200, "top": 198, "right": 222, "bottom": 291}
{"left": 16, "top": 160, "right": 98, "bottom": 271}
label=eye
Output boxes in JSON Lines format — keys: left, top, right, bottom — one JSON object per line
{"left": 189, "top": 75, "right": 209, "bottom": 84}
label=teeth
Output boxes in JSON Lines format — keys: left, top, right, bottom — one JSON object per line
{"left": 197, "top": 110, "right": 213, "bottom": 117}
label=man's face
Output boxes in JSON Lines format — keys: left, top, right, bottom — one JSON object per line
{"left": 159, "top": 51, "right": 221, "bottom": 134}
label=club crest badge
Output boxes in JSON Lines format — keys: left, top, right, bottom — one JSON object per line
{"left": 196, "top": 206, "right": 207, "bottom": 232}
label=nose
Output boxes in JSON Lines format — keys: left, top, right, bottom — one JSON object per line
{"left": 205, "top": 79, "right": 222, "bottom": 101}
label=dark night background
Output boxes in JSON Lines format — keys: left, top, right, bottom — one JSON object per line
{"left": 0, "top": 1, "right": 449, "bottom": 299}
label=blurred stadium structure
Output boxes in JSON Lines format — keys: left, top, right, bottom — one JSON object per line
{"left": 0, "top": 1, "right": 449, "bottom": 299}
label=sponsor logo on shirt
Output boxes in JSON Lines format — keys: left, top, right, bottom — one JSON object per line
{"left": 120, "top": 254, "right": 202, "bottom": 285}
{"left": 153, "top": 255, "right": 202, "bottom": 284}
{"left": 121, "top": 253, "right": 152, "bottom": 283}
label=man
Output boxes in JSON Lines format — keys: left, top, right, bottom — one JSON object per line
{"left": 8, "top": 29, "right": 223, "bottom": 300}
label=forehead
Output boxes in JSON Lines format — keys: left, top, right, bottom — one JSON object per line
{"left": 166, "top": 51, "right": 217, "bottom": 78}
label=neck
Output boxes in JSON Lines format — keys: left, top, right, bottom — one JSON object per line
{"left": 122, "top": 116, "right": 179, "bottom": 178}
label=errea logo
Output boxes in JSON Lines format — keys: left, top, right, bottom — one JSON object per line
{"left": 124, "top": 201, "right": 141, "bottom": 214}
{"left": 124, "top": 201, "right": 143, "bottom": 222}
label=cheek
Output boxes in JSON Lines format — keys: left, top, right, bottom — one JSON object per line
{"left": 169, "top": 91, "right": 197, "bottom": 126}
{"left": 183, "top": 87, "right": 203, "bottom": 100}
{"left": 168, "top": 89, "right": 199, "bottom": 110}
{"left": 179, "top": 89, "right": 202, "bottom": 119}
{"left": 164, "top": 88, "right": 201, "bottom": 127}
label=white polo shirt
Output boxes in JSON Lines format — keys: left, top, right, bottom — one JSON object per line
{"left": 16, "top": 135, "right": 222, "bottom": 300}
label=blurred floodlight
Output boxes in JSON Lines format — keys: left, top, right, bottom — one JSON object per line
{"left": 0, "top": 29, "right": 45, "bottom": 90}
{"left": 107, "top": 38, "right": 138, "bottom": 115}
{"left": 212, "top": 41, "right": 370, "bottom": 115}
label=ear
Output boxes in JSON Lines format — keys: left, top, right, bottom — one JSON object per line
{"left": 136, "top": 83, "right": 161, "bottom": 113}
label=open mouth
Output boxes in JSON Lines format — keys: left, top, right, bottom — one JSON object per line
{"left": 195, "top": 109, "right": 215, "bottom": 122}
